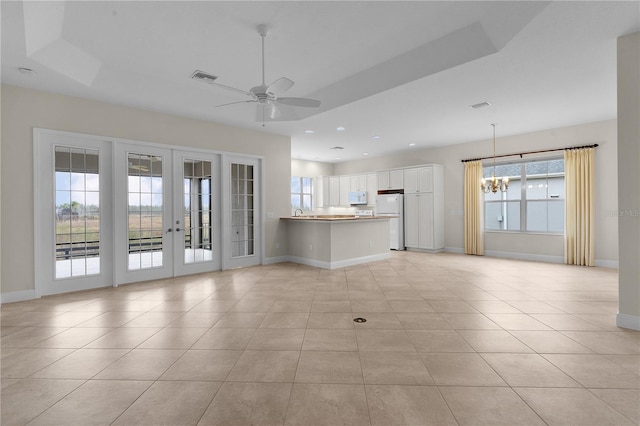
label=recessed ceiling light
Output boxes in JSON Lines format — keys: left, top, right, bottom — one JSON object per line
{"left": 18, "top": 67, "right": 36, "bottom": 75}
{"left": 409, "top": 143, "right": 416, "bottom": 147}
{"left": 372, "top": 135, "right": 381, "bottom": 140}
{"left": 470, "top": 101, "right": 491, "bottom": 109}
{"left": 305, "top": 130, "right": 315, "bottom": 134}
{"left": 336, "top": 126, "right": 346, "bottom": 132}
{"left": 363, "top": 153, "right": 369, "bottom": 156}
{"left": 336, "top": 157, "right": 341, "bottom": 160}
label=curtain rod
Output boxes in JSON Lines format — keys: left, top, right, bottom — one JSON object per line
{"left": 461, "top": 143, "right": 599, "bottom": 163}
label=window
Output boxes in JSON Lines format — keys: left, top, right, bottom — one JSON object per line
{"left": 484, "top": 158, "right": 564, "bottom": 233}
{"left": 291, "top": 176, "right": 312, "bottom": 210}
{"left": 55, "top": 146, "right": 101, "bottom": 278}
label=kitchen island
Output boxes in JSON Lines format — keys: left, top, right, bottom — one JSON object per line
{"left": 282, "top": 215, "right": 391, "bottom": 269}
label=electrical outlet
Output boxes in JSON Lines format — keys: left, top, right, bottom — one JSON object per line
{"left": 369, "top": 241, "right": 373, "bottom": 248}
{"left": 275, "top": 242, "right": 280, "bottom": 249}
{"left": 309, "top": 244, "right": 313, "bottom": 252}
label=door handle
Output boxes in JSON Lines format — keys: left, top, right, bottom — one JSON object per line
{"left": 166, "top": 228, "right": 173, "bottom": 233}
{"left": 175, "top": 228, "right": 182, "bottom": 232}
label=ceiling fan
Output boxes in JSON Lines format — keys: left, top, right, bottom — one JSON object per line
{"left": 193, "top": 24, "right": 320, "bottom": 124}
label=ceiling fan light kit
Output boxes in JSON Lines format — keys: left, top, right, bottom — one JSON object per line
{"left": 193, "top": 24, "right": 320, "bottom": 125}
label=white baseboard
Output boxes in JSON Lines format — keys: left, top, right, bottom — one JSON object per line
{"left": 1, "top": 289, "right": 38, "bottom": 304}
{"left": 445, "top": 247, "right": 465, "bottom": 254}
{"left": 595, "top": 259, "right": 619, "bottom": 269}
{"left": 484, "top": 250, "right": 564, "bottom": 264}
{"left": 616, "top": 313, "right": 640, "bottom": 331}
{"left": 447, "top": 247, "right": 618, "bottom": 269}
{"left": 262, "top": 255, "right": 291, "bottom": 265}
{"left": 288, "top": 252, "right": 391, "bottom": 270}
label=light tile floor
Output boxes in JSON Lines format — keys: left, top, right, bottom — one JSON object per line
{"left": 2, "top": 252, "right": 639, "bottom": 425}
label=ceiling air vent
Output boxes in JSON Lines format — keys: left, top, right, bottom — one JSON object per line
{"left": 471, "top": 101, "right": 491, "bottom": 109}
{"left": 191, "top": 70, "right": 218, "bottom": 84}
{"left": 330, "top": 146, "right": 345, "bottom": 150}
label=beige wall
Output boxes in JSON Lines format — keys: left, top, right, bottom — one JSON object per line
{"left": 292, "top": 158, "right": 334, "bottom": 178}
{"left": 330, "top": 120, "right": 619, "bottom": 265}
{"left": 1, "top": 85, "right": 291, "bottom": 295}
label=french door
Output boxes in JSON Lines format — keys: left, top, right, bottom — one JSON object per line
{"left": 222, "top": 155, "right": 261, "bottom": 270}
{"left": 114, "top": 144, "right": 222, "bottom": 284}
{"left": 36, "top": 130, "right": 261, "bottom": 294}
{"left": 34, "top": 131, "right": 114, "bottom": 296}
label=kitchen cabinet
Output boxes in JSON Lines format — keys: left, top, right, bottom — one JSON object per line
{"left": 350, "top": 174, "right": 367, "bottom": 192}
{"left": 404, "top": 166, "right": 433, "bottom": 194}
{"left": 377, "top": 169, "right": 403, "bottom": 190}
{"left": 339, "top": 175, "right": 351, "bottom": 206}
{"left": 329, "top": 176, "right": 340, "bottom": 206}
{"left": 321, "top": 176, "right": 330, "bottom": 207}
{"left": 404, "top": 164, "right": 444, "bottom": 251}
{"left": 366, "top": 173, "right": 377, "bottom": 205}
{"left": 404, "top": 193, "right": 434, "bottom": 248}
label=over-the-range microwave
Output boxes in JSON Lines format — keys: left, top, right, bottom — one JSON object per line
{"left": 349, "top": 191, "right": 367, "bottom": 205}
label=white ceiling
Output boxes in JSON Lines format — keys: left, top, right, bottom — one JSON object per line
{"left": 2, "top": 1, "right": 639, "bottom": 163}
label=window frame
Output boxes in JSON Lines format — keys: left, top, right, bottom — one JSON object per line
{"left": 291, "top": 176, "right": 313, "bottom": 211}
{"left": 483, "top": 156, "right": 565, "bottom": 235}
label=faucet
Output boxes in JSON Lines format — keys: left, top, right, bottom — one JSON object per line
{"left": 294, "top": 209, "right": 303, "bottom": 217}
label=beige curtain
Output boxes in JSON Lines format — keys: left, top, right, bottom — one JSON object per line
{"left": 564, "top": 148, "right": 595, "bottom": 266}
{"left": 464, "top": 160, "right": 484, "bottom": 255}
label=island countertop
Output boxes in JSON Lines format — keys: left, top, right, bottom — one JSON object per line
{"left": 282, "top": 215, "right": 394, "bottom": 221}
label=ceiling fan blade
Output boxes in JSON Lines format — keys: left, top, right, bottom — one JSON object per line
{"left": 277, "top": 97, "right": 321, "bottom": 108}
{"left": 217, "top": 100, "right": 255, "bottom": 108}
{"left": 255, "top": 103, "right": 281, "bottom": 122}
{"left": 209, "top": 82, "right": 251, "bottom": 96}
{"left": 267, "top": 77, "right": 294, "bottom": 94}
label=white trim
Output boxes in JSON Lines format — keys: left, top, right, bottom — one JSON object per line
{"left": 34, "top": 128, "right": 266, "bottom": 162}
{"left": 1, "top": 290, "right": 37, "bottom": 304}
{"left": 484, "top": 250, "right": 564, "bottom": 264}
{"left": 405, "top": 247, "right": 445, "bottom": 254}
{"left": 262, "top": 255, "right": 291, "bottom": 265}
{"left": 595, "top": 259, "right": 619, "bottom": 269}
{"left": 288, "top": 252, "right": 391, "bottom": 270}
{"left": 616, "top": 313, "right": 640, "bottom": 331}
{"left": 447, "top": 246, "right": 618, "bottom": 268}
{"left": 445, "top": 247, "right": 465, "bottom": 254}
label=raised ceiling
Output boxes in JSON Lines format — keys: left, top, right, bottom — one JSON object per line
{"left": 2, "top": 1, "right": 639, "bottom": 163}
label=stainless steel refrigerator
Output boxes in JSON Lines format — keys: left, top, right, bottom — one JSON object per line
{"left": 376, "top": 194, "right": 404, "bottom": 250}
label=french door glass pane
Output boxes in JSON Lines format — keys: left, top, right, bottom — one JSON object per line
{"left": 128, "top": 153, "right": 163, "bottom": 270}
{"left": 231, "top": 163, "right": 255, "bottom": 257}
{"left": 183, "top": 159, "right": 213, "bottom": 264}
{"left": 55, "top": 146, "right": 100, "bottom": 278}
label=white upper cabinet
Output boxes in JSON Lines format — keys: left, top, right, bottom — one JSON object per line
{"left": 377, "top": 169, "right": 403, "bottom": 190}
{"left": 339, "top": 175, "right": 351, "bottom": 206}
{"left": 350, "top": 174, "right": 367, "bottom": 192}
{"left": 366, "top": 173, "right": 377, "bottom": 205}
{"left": 329, "top": 176, "right": 340, "bottom": 206}
{"left": 404, "top": 166, "right": 433, "bottom": 193}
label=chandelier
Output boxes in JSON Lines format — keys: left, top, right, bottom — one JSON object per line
{"left": 481, "top": 124, "right": 509, "bottom": 193}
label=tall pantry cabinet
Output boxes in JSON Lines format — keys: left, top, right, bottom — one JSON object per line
{"left": 403, "top": 165, "right": 444, "bottom": 251}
